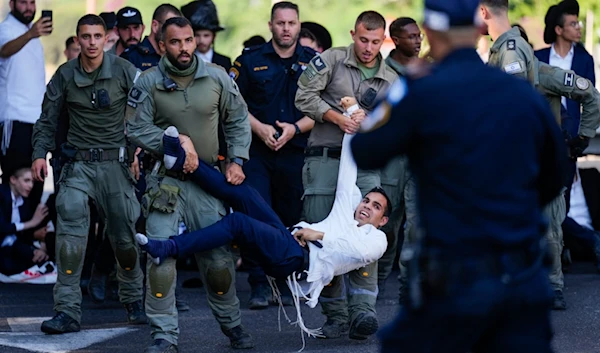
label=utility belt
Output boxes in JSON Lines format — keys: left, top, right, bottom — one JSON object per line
{"left": 304, "top": 146, "right": 341, "bottom": 159}
{"left": 403, "top": 238, "right": 550, "bottom": 311}
{"left": 58, "top": 143, "right": 133, "bottom": 163}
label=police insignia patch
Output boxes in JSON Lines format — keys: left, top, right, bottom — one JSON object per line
{"left": 304, "top": 66, "right": 316, "bottom": 80}
{"left": 127, "top": 100, "right": 137, "bottom": 108}
{"left": 576, "top": 77, "right": 589, "bottom": 90}
{"left": 312, "top": 56, "right": 326, "bottom": 71}
{"left": 129, "top": 88, "right": 142, "bottom": 100}
{"left": 507, "top": 39, "right": 516, "bottom": 50}
{"left": 229, "top": 68, "right": 239, "bottom": 80}
{"left": 564, "top": 73, "right": 575, "bottom": 87}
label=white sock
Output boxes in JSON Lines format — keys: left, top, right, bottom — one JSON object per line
{"left": 135, "top": 233, "right": 148, "bottom": 246}
{"left": 163, "top": 126, "right": 180, "bottom": 169}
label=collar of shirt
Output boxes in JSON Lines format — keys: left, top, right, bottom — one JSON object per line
{"left": 140, "top": 36, "right": 158, "bottom": 55}
{"left": 4, "top": 13, "right": 33, "bottom": 30}
{"left": 550, "top": 42, "right": 575, "bottom": 61}
{"left": 196, "top": 48, "right": 214, "bottom": 63}
{"left": 490, "top": 27, "right": 521, "bottom": 53}
{"left": 385, "top": 51, "right": 408, "bottom": 77}
{"left": 11, "top": 190, "right": 23, "bottom": 209}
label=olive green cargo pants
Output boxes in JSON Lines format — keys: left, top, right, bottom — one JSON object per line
{"left": 301, "top": 154, "right": 380, "bottom": 325}
{"left": 144, "top": 174, "right": 241, "bottom": 345}
{"left": 544, "top": 193, "right": 566, "bottom": 291}
{"left": 54, "top": 161, "right": 143, "bottom": 323}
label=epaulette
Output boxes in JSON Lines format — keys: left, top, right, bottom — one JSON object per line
{"left": 241, "top": 43, "right": 263, "bottom": 55}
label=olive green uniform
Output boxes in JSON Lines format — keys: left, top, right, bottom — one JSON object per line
{"left": 295, "top": 44, "right": 397, "bottom": 325}
{"left": 488, "top": 27, "right": 600, "bottom": 293}
{"left": 126, "top": 56, "right": 250, "bottom": 345}
{"left": 32, "top": 54, "right": 143, "bottom": 323}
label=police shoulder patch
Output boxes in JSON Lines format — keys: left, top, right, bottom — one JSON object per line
{"left": 303, "top": 65, "right": 317, "bottom": 81}
{"left": 504, "top": 61, "right": 522, "bottom": 74}
{"left": 576, "top": 77, "right": 590, "bottom": 90}
{"left": 127, "top": 100, "right": 138, "bottom": 108}
{"left": 311, "top": 56, "right": 327, "bottom": 72}
{"left": 129, "top": 87, "right": 142, "bottom": 100}
{"left": 229, "top": 67, "right": 240, "bottom": 80}
{"left": 507, "top": 39, "right": 516, "bottom": 50}
{"left": 564, "top": 72, "right": 575, "bottom": 87}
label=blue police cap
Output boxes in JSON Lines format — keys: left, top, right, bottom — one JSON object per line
{"left": 423, "top": 0, "right": 481, "bottom": 31}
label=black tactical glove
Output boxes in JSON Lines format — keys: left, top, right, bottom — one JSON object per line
{"left": 568, "top": 135, "right": 589, "bottom": 159}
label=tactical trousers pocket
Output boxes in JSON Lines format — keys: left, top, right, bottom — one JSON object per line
{"left": 142, "top": 183, "right": 180, "bottom": 217}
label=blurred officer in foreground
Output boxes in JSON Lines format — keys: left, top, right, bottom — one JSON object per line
{"left": 351, "top": 0, "right": 566, "bottom": 351}
{"left": 99, "top": 12, "right": 118, "bottom": 52}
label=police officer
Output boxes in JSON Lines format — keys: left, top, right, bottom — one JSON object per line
{"left": 295, "top": 10, "right": 397, "bottom": 340}
{"left": 229, "top": 1, "right": 316, "bottom": 309}
{"left": 99, "top": 12, "right": 118, "bottom": 53}
{"left": 121, "top": 4, "right": 181, "bottom": 71}
{"left": 109, "top": 6, "right": 144, "bottom": 57}
{"left": 377, "top": 17, "right": 421, "bottom": 300}
{"left": 351, "top": 1, "right": 566, "bottom": 351}
{"left": 33, "top": 14, "right": 145, "bottom": 334}
{"left": 480, "top": 0, "right": 600, "bottom": 310}
{"left": 126, "top": 17, "right": 253, "bottom": 352}
{"left": 181, "top": 0, "right": 232, "bottom": 71}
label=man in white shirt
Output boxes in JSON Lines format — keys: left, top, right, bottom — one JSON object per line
{"left": 136, "top": 127, "right": 389, "bottom": 317}
{"left": 0, "top": 0, "right": 51, "bottom": 207}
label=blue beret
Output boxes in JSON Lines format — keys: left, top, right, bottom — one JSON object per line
{"left": 424, "top": 0, "right": 481, "bottom": 31}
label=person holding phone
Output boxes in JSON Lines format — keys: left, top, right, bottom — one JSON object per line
{"left": 0, "top": 0, "right": 52, "bottom": 214}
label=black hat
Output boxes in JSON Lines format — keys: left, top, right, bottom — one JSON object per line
{"left": 116, "top": 6, "right": 143, "bottom": 28}
{"left": 543, "top": 0, "right": 580, "bottom": 44}
{"left": 423, "top": 0, "right": 481, "bottom": 31}
{"left": 99, "top": 12, "right": 117, "bottom": 30}
{"left": 301, "top": 22, "right": 332, "bottom": 51}
{"left": 181, "top": 0, "right": 224, "bottom": 32}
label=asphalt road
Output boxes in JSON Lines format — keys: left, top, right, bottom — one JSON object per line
{"left": 1, "top": 265, "right": 599, "bottom": 353}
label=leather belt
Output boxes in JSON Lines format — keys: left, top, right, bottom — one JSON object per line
{"left": 74, "top": 148, "right": 127, "bottom": 162}
{"left": 304, "top": 146, "right": 342, "bottom": 159}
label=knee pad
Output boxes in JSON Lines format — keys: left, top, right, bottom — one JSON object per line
{"left": 115, "top": 244, "right": 138, "bottom": 271}
{"left": 148, "top": 260, "right": 175, "bottom": 299}
{"left": 206, "top": 266, "right": 232, "bottom": 296}
{"left": 58, "top": 240, "right": 84, "bottom": 276}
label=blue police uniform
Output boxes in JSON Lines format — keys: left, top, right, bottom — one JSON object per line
{"left": 120, "top": 36, "right": 160, "bottom": 71}
{"left": 230, "top": 41, "right": 316, "bottom": 295}
{"left": 350, "top": 1, "right": 566, "bottom": 351}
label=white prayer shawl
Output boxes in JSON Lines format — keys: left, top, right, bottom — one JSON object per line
{"left": 289, "top": 133, "right": 388, "bottom": 308}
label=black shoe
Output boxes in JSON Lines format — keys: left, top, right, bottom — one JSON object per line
{"left": 221, "top": 325, "right": 255, "bottom": 349}
{"left": 144, "top": 339, "right": 178, "bottom": 353}
{"left": 248, "top": 284, "right": 270, "bottom": 310}
{"left": 88, "top": 266, "right": 107, "bottom": 303}
{"left": 41, "top": 312, "right": 80, "bottom": 334}
{"left": 182, "top": 277, "right": 203, "bottom": 288}
{"left": 553, "top": 290, "right": 567, "bottom": 310}
{"left": 124, "top": 300, "right": 147, "bottom": 324}
{"left": 176, "top": 299, "right": 190, "bottom": 312}
{"left": 377, "top": 279, "right": 386, "bottom": 300}
{"left": 349, "top": 312, "right": 379, "bottom": 340}
{"left": 320, "top": 319, "right": 349, "bottom": 339}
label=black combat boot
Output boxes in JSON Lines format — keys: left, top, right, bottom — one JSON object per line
{"left": 221, "top": 325, "right": 255, "bottom": 349}
{"left": 320, "top": 319, "right": 349, "bottom": 339}
{"left": 40, "top": 312, "right": 80, "bottom": 334}
{"left": 553, "top": 290, "right": 567, "bottom": 310}
{"left": 87, "top": 265, "right": 107, "bottom": 303}
{"left": 124, "top": 300, "right": 147, "bottom": 324}
{"left": 349, "top": 312, "right": 379, "bottom": 340}
{"left": 144, "top": 339, "right": 178, "bottom": 353}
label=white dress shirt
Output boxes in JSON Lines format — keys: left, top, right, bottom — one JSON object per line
{"left": 568, "top": 169, "right": 594, "bottom": 230}
{"left": 549, "top": 43, "right": 575, "bottom": 108}
{"left": 196, "top": 48, "right": 214, "bottom": 64}
{"left": 1, "top": 191, "right": 24, "bottom": 248}
{"left": 0, "top": 14, "right": 46, "bottom": 125}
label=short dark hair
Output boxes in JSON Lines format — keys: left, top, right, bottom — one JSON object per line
{"left": 299, "top": 28, "right": 316, "bottom": 42}
{"left": 161, "top": 16, "right": 192, "bottom": 38}
{"left": 76, "top": 14, "right": 107, "bottom": 35}
{"left": 480, "top": 0, "right": 509, "bottom": 11}
{"left": 389, "top": 17, "right": 417, "bottom": 38}
{"left": 65, "top": 36, "right": 76, "bottom": 50}
{"left": 271, "top": 1, "right": 299, "bottom": 21}
{"left": 243, "top": 35, "right": 266, "bottom": 48}
{"left": 355, "top": 11, "right": 386, "bottom": 31}
{"left": 366, "top": 187, "right": 392, "bottom": 218}
{"left": 153, "top": 4, "right": 182, "bottom": 22}
{"left": 11, "top": 167, "right": 31, "bottom": 179}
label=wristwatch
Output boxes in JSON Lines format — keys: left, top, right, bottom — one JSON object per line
{"left": 294, "top": 123, "right": 301, "bottom": 135}
{"left": 230, "top": 157, "right": 244, "bottom": 166}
